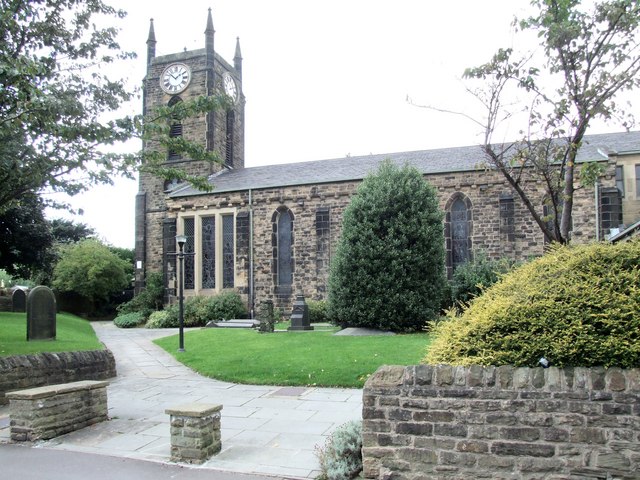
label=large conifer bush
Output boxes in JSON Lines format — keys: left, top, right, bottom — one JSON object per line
{"left": 328, "top": 161, "right": 445, "bottom": 332}
{"left": 425, "top": 240, "right": 640, "bottom": 368}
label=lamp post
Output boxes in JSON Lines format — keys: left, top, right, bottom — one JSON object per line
{"left": 176, "top": 234, "right": 187, "bottom": 352}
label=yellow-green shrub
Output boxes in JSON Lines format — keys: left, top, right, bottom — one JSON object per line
{"left": 424, "top": 240, "right": 640, "bottom": 368}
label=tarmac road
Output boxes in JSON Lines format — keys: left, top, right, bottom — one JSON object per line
{"left": 0, "top": 443, "right": 283, "bottom": 480}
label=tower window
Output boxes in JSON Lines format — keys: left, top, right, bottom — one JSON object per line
{"left": 225, "top": 110, "right": 235, "bottom": 167}
{"left": 168, "top": 96, "right": 183, "bottom": 160}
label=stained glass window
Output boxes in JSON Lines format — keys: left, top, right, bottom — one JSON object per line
{"left": 201, "top": 217, "right": 215, "bottom": 289}
{"left": 277, "top": 210, "right": 293, "bottom": 286}
{"left": 183, "top": 218, "right": 195, "bottom": 289}
{"left": 451, "top": 198, "right": 469, "bottom": 270}
{"left": 222, "top": 215, "right": 234, "bottom": 288}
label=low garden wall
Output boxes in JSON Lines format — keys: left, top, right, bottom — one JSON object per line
{"left": 363, "top": 364, "right": 640, "bottom": 480}
{"left": 0, "top": 350, "right": 117, "bottom": 405}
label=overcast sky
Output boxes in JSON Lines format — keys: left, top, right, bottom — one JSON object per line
{"left": 47, "top": 0, "right": 620, "bottom": 248}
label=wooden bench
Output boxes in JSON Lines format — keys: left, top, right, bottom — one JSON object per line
{"left": 6, "top": 380, "right": 109, "bottom": 442}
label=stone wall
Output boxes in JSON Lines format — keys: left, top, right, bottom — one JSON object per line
{"left": 166, "top": 163, "right": 612, "bottom": 313}
{"left": 362, "top": 364, "right": 640, "bottom": 480}
{"left": 0, "top": 349, "right": 117, "bottom": 405}
{"left": 7, "top": 380, "right": 109, "bottom": 441}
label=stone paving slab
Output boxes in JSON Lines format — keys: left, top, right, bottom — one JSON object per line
{"left": 0, "top": 322, "right": 363, "bottom": 479}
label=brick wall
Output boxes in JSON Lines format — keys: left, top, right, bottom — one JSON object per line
{"left": 362, "top": 365, "right": 640, "bottom": 480}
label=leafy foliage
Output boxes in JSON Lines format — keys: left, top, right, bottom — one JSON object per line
{"left": 117, "top": 271, "right": 164, "bottom": 319}
{"left": 316, "top": 420, "right": 363, "bottom": 480}
{"left": 462, "top": 0, "right": 640, "bottom": 243}
{"left": 145, "top": 309, "right": 178, "bottom": 329}
{"left": 0, "top": 194, "right": 52, "bottom": 278}
{"left": 144, "top": 292, "right": 247, "bottom": 329}
{"left": 113, "top": 311, "right": 144, "bottom": 329}
{"left": 424, "top": 241, "right": 640, "bottom": 368}
{"left": 449, "top": 252, "right": 518, "bottom": 305}
{"left": 328, "top": 161, "right": 446, "bottom": 332}
{"left": 0, "top": 0, "right": 135, "bottom": 214}
{"left": 307, "top": 299, "right": 329, "bottom": 323}
{"left": 52, "top": 239, "right": 129, "bottom": 307}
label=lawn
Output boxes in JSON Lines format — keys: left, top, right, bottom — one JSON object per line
{"left": 154, "top": 327, "right": 429, "bottom": 388}
{"left": 0, "top": 312, "right": 104, "bottom": 356}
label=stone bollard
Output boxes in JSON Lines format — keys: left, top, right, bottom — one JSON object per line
{"left": 165, "top": 403, "right": 222, "bottom": 464}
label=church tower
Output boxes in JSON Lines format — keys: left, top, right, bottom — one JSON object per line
{"left": 134, "top": 10, "right": 245, "bottom": 293}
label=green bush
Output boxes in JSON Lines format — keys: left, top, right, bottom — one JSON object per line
{"left": 114, "top": 311, "right": 144, "bottom": 328}
{"left": 144, "top": 291, "right": 247, "bottom": 328}
{"left": 145, "top": 309, "right": 178, "bottom": 328}
{"left": 307, "top": 299, "right": 328, "bottom": 323}
{"left": 425, "top": 241, "right": 640, "bottom": 368}
{"left": 328, "top": 161, "right": 446, "bottom": 332}
{"left": 316, "top": 420, "right": 363, "bottom": 480}
{"left": 450, "top": 252, "right": 518, "bottom": 305}
{"left": 117, "top": 271, "right": 164, "bottom": 320}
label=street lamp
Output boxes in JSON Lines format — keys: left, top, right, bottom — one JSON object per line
{"left": 176, "top": 234, "right": 187, "bottom": 352}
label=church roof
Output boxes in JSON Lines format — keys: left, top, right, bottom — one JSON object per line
{"left": 170, "top": 130, "right": 640, "bottom": 198}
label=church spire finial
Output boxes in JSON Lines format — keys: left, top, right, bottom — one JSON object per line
{"left": 146, "top": 18, "right": 156, "bottom": 65}
{"left": 205, "top": 8, "right": 214, "bottom": 67}
{"left": 234, "top": 37, "right": 243, "bottom": 78}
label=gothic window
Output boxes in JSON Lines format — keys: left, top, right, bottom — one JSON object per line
{"left": 201, "top": 217, "right": 216, "bottom": 289}
{"left": 183, "top": 217, "right": 195, "bottom": 289}
{"left": 499, "top": 195, "right": 515, "bottom": 242}
{"left": 222, "top": 214, "right": 235, "bottom": 288}
{"left": 167, "top": 96, "right": 183, "bottom": 160}
{"left": 451, "top": 199, "right": 470, "bottom": 269}
{"left": 225, "top": 110, "right": 235, "bottom": 167}
{"left": 636, "top": 164, "right": 640, "bottom": 196}
{"left": 445, "top": 194, "right": 472, "bottom": 276}
{"left": 274, "top": 208, "right": 293, "bottom": 286}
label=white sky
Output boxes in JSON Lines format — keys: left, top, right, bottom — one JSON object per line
{"left": 46, "top": 0, "right": 623, "bottom": 248}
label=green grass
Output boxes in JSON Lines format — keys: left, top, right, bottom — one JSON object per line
{"left": 0, "top": 312, "right": 104, "bottom": 356}
{"left": 155, "top": 328, "right": 429, "bottom": 388}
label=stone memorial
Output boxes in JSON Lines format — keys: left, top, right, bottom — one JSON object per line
{"left": 288, "top": 293, "right": 314, "bottom": 331}
{"left": 11, "top": 288, "right": 26, "bottom": 313}
{"left": 26, "top": 286, "right": 56, "bottom": 341}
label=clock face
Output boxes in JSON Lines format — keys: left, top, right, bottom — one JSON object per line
{"left": 160, "top": 63, "right": 191, "bottom": 94}
{"left": 222, "top": 72, "right": 238, "bottom": 102}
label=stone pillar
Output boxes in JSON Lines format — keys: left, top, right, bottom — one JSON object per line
{"left": 166, "top": 403, "right": 222, "bottom": 464}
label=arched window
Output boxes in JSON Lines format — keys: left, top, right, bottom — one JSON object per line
{"left": 225, "top": 110, "right": 235, "bottom": 167}
{"left": 272, "top": 207, "right": 294, "bottom": 286}
{"left": 445, "top": 194, "right": 472, "bottom": 276}
{"left": 167, "top": 96, "right": 183, "bottom": 160}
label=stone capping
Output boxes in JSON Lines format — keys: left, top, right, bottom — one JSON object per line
{"left": 6, "top": 380, "right": 109, "bottom": 400}
{"left": 0, "top": 349, "right": 117, "bottom": 405}
{"left": 165, "top": 403, "right": 222, "bottom": 417}
{"left": 362, "top": 364, "right": 640, "bottom": 480}
{"left": 369, "top": 364, "right": 640, "bottom": 392}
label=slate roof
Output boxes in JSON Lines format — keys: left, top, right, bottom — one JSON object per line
{"left": 170, "top": 130, "right": 640, "bottom": 198}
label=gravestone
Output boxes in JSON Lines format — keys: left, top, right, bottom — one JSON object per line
{"left": 288, "top": 293, "right": 314, "bottom": 331}
{"left": 12, "top": 289, "right": 26, "bottom": 313}
{"left": 26, "top": 286, "right": 56, "bottom": 341}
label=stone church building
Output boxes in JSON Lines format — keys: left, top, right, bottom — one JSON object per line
{"left": 135, "top": 11, "right": 640, "bottom": 315}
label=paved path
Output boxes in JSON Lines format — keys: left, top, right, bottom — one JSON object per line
{"left": 0, "top": 322, "right": 362, "bottom": 479}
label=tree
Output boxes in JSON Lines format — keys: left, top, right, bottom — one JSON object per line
{"left": 50, "top": 219, "right": 96, "bottom": 244}
{"left": 0, "top": 0, "right": 137, "bottom": 214}
{"left": 429, "top": 0, "right": 640, "bottom": 244}
{"left": 0, "top": 194, "right": 53, "bottom": 279}
{"left": 52, "top": 239, "right": 129, "bottom": 308}
{"left": 327, "top": 161, "right": 446, "bottom": 332}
